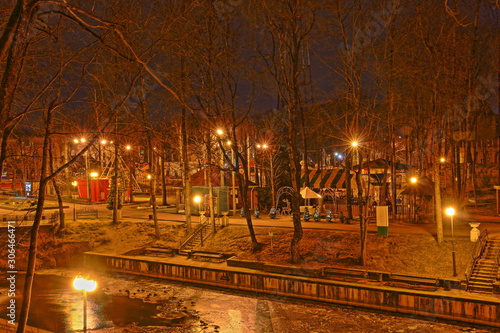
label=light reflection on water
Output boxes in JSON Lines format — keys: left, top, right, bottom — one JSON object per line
{"left": 0, "top": 274, "right": 166, "bottom": 332}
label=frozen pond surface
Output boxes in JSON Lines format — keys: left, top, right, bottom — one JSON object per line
{"left": 1, "top": 270, "right": 499, "bottom": 332}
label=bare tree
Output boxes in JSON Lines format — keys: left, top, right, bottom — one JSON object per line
{"left": 250, "top": 0, "right": 318, "bottom": 262}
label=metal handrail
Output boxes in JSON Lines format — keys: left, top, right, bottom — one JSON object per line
{"left": 464, "top": 229, "right": 489, "bottom": 284}
{"left": 179, "top": 223, "right": 205, "bottom": 249}
{"left": 179, "top": 222, "right": 215, "bottom": 250}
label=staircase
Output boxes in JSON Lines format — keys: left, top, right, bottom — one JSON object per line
{"left": 179, "top": 223, "right": 215, "bottom": 253}
{"left": 467, "top": 239, "right": 500, "bottom": 293}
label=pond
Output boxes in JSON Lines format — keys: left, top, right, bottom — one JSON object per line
{"left": 0, "top": 273, "right": 170, "bottom": 332}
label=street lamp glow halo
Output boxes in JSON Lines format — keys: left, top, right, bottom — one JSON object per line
{"left": 90, "top": 172, "right": 99, "bottom": 178}
{"left": 445, "top": 207, "right": 455, "bottom": 216}
{"left": 410, "top": 177, "right": 418, "bottom": 183}
{"left": 194, "top": 195, "right": 201, "bottom": 203}
{"left": 73, "top": 276, "right": 97, "bottom": 292}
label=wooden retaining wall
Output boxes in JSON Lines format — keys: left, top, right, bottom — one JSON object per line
{"left": 83, "top": 252, "right": 500, "bottom": 328}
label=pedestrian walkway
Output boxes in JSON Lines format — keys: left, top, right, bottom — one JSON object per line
{"left": 1, "top": 197, "right": 499, "bottom": 238}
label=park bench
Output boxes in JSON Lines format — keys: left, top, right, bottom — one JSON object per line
{"left": 191, "top": 251, "right": 225, "bottom": 263}
{"left": 76, "top": 207, "right": 98, "bottom": 219}
{"left": 387, "top": 274, "right": 439, "bottom": 287}
{"left": 143, "top": 247, "right": 175, "bottom": 257}
{"left": 322, "top": 267, "right": 368, "bottom": 281}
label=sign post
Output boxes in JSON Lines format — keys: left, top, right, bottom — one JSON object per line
{"left": 376, "top": 206, "right": 389, "bottom": 236}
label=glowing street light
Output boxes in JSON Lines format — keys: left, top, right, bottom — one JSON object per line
{"left": 71, "top": 181, "right": 78, "bottom": 221}
{"left": 194, "top": 195, "right": 202, "bottom": 215}
{"left": 410, "top": 177, "right": 418, "bottom": 222}
{"left": 351, "top": 141, "right": 358, "bottom": 147}
{"left": 445, "top": 207, "right": 457, "bottom": 277}
{"left": 73, "top": 276, "right": 97, "bottom": 333}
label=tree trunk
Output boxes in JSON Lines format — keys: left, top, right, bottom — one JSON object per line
{"left": 180, "top": 82, "right": 192, "bottom": 230}
{"left": 49, "top": 141, "right": 65, "bottom": 232}
{"left": 17, "top": 100, "right": 52, "bottom": 333}
{"left": 150, "top": 173, "right": 160, "bottom": 239}
{"left": 161, "top": 152, "right": 167, "bottom": 206}
{"left": 237, "top": 172, "right": 259, "bottom": 249}
{"left": 434, "top": 159, "right": 444, "bottom": 244}
{"left": 112, "top": 141, "right": 120, "bottom": 224}
{"left": 206, "top": 130, "right": 216, "bottom": 235}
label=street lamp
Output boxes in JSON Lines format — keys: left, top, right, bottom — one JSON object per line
{"left": 73, "top": 138, "right": 91, "bottom": 203}
{"left": 73, "top": 276, "right": 97, "bottom": 333}
{"left": 410, "top": 177, "right": 418, "bottom": 222}
{"left": 71, "top": 181, "right": 78, "bottom": 221}
{"left": 194, "top": 195, "right": 202, "bottom": 216}
{"left": 445, "top": 207, "right": 457, "bottom": 277}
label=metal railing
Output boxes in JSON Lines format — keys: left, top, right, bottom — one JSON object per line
{"left": 464, "top": 229, "right": 489, "bottom": 284}
{"left": 179, "top": 223, "right": 209, "bottom": 250}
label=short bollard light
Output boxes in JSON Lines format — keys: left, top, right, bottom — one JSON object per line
{"left": 73, "top": 276, "right": 97, "bottom": 333}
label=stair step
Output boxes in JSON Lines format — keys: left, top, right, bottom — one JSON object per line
{"left": 475, "top": 263, "right": 497, "bottom": 268}
{"left": 474, "top": 267, "right": 497, "bottom": 271}
{"left": 471, "top": 273, "right": 495, "bottom": 278}
{"left": 469, "top": 276, "right": 495, "bottom": 283}
{"left": 468, "top": 284, "right": 493, "bottom": 289}
{"left": 468, "top": 281, "right": 493, "bottom": 287}
{"left": 468, "top": 285, "right": 493, "bottom": 290}
{"left": 472, "top": 268, "right": 495, "bottom": 272}
{"left": 471, "top": 271, "right": 495, "bottom": 276}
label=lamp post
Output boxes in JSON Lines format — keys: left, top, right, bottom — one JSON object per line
{"left": 71, "top": 181, "right": 78, "bottom": 221}
{"left": 73, "top": 138, "right": 91, "bottom": 204}
{"left": 194, "top": 195, "right": 202, "bottom": 217}
{"left": 445, "top": 207, "right": 457, "bottom": 277}
{"left": 73, "top": 276, "right": 97, "bottom": 333}
{"left": 410, "top": 177, "right": 418, "bottom": 222}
